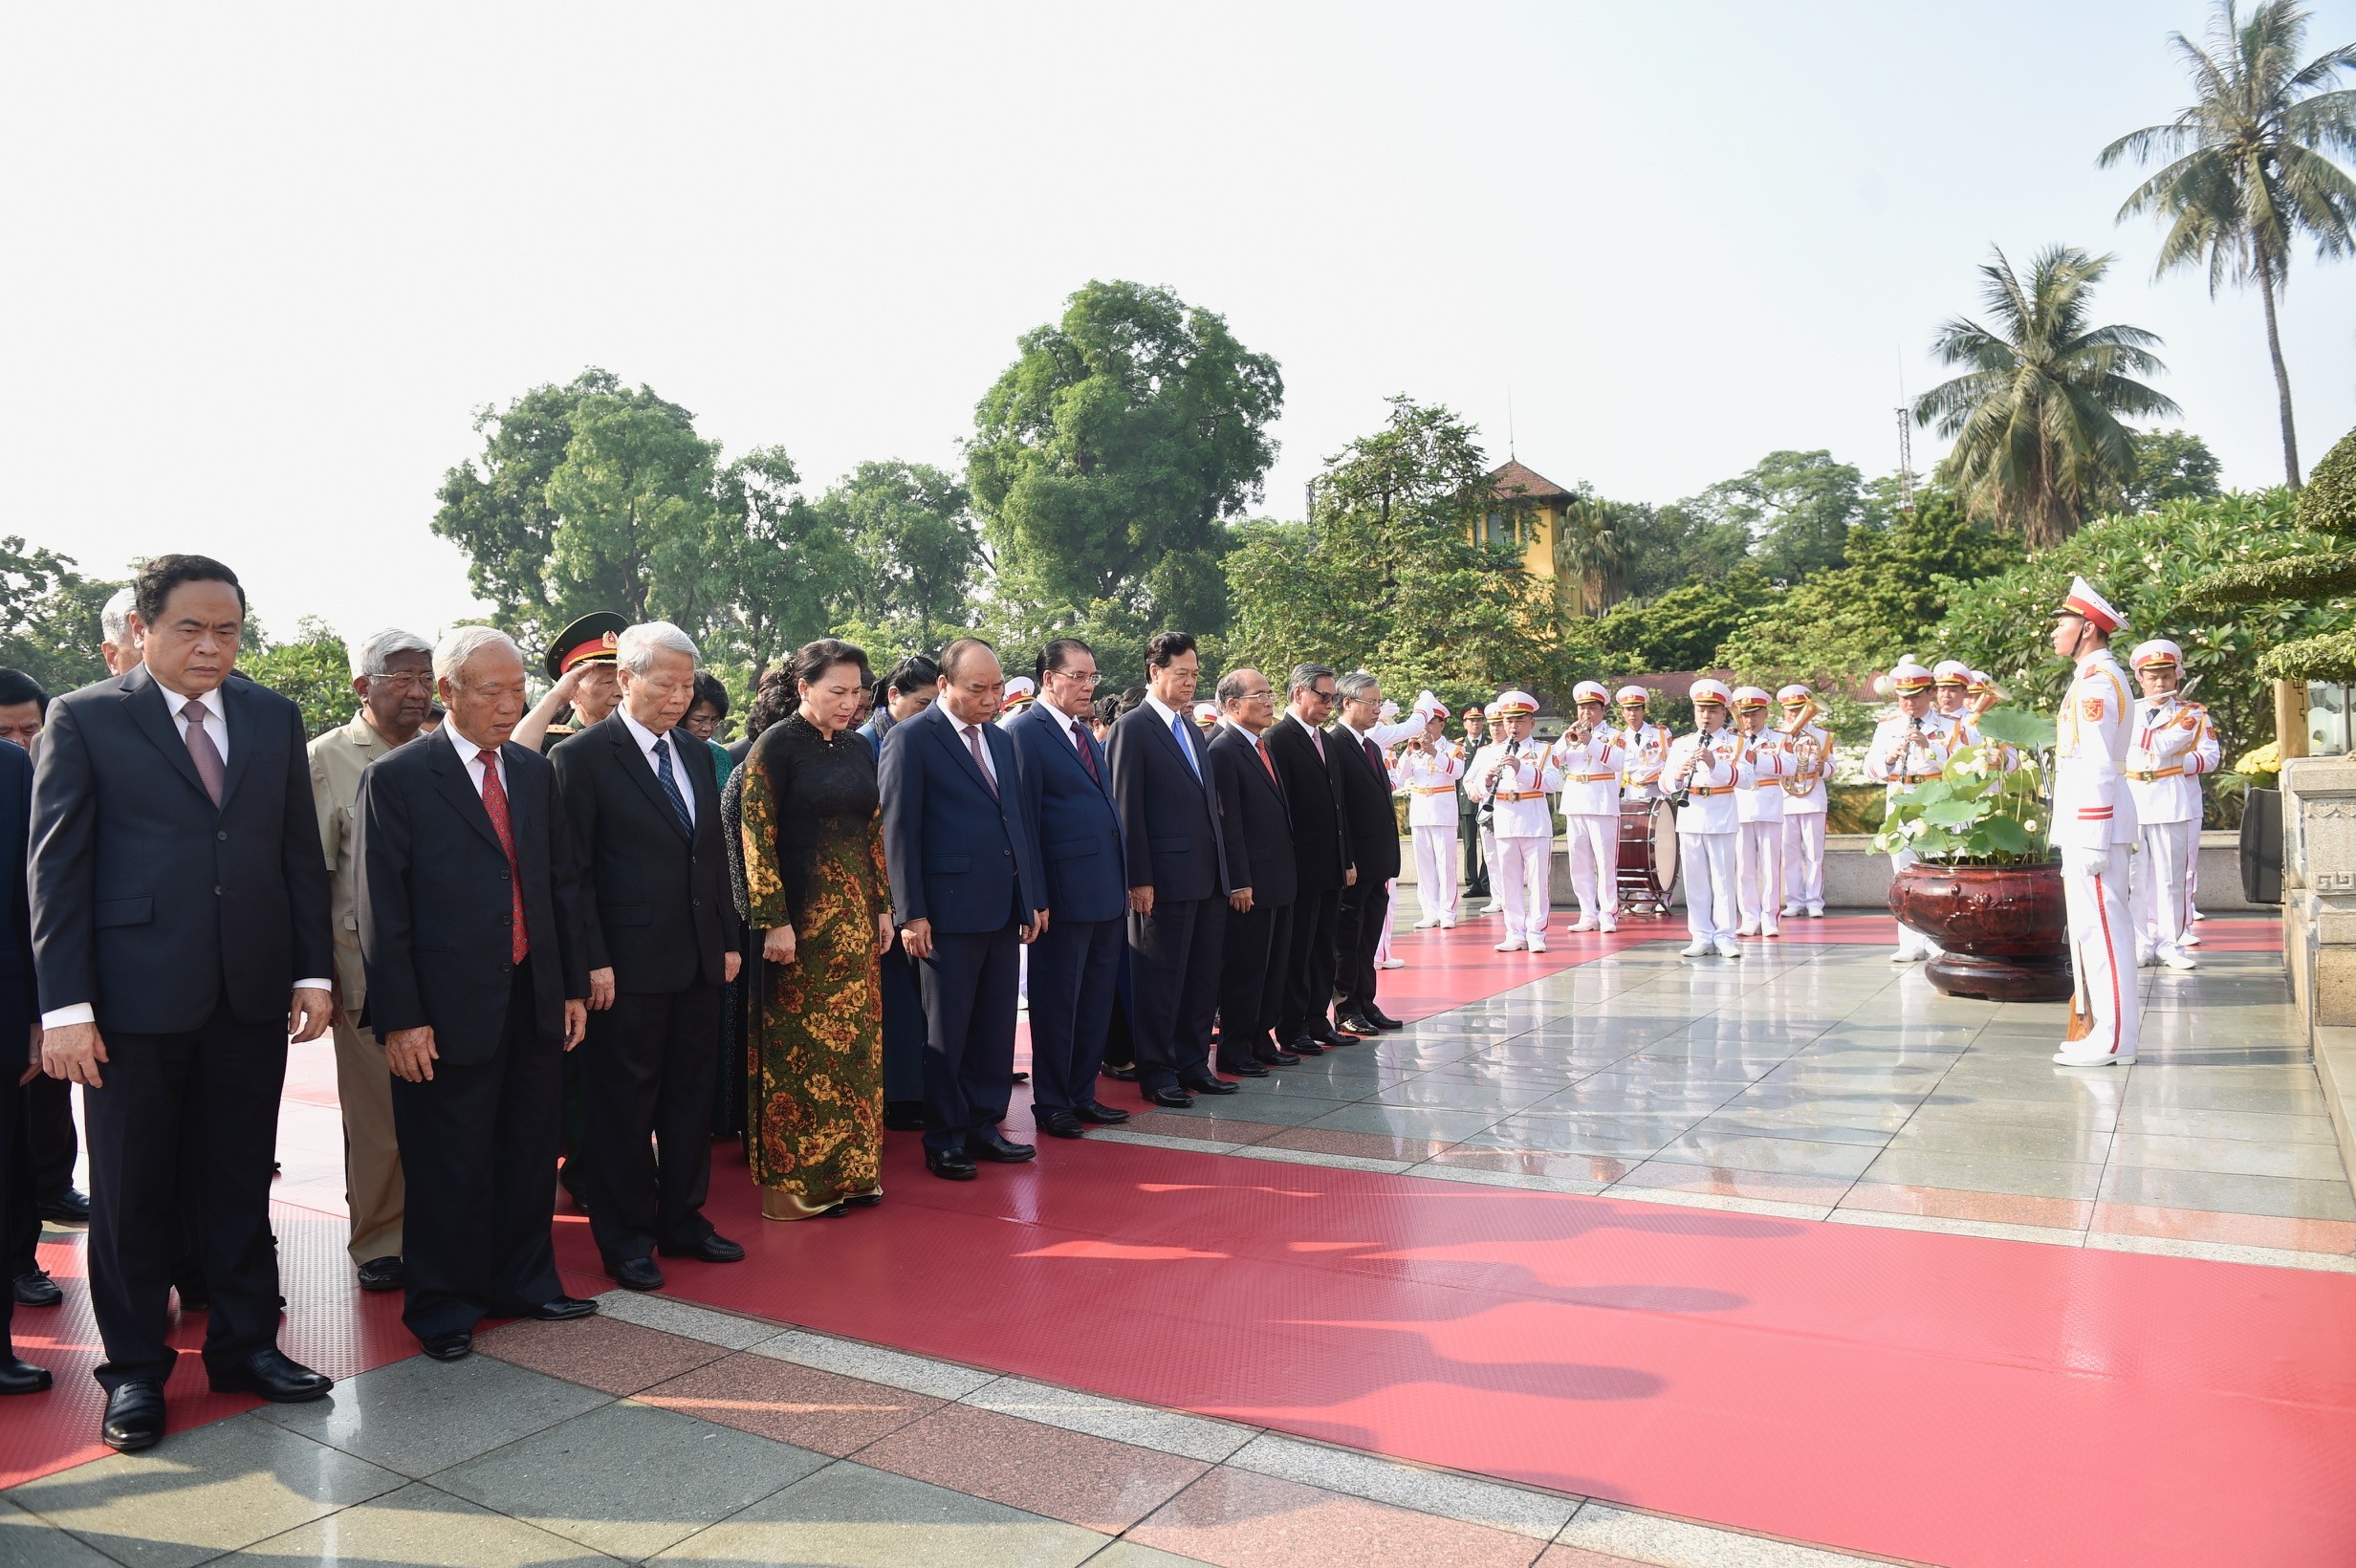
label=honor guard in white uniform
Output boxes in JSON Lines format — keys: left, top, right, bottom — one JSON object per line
{"left": 1729, "top": 686, "right": 1790, "bottom": 938}
{"left": 1614, "top": 686, "right": 1670, "bottom": 801}
{"left": 1549, "top": 681, "right": 1625, "bottom": 933}
{"left": 2050, "top": 578, "right": 2141, "bottom": 1065}
{"left": 998, "top": 675, "right": 1037, "bottom": 729}
{"left": 1866, "top": 657, "right": 1958, "bottom": 963}
{"left": 1931, "top": 660, "right": 1973, "bottom": 724}
{"left": 1665, "top": 679, "right": 1747, "bottom": 958}
{"left": 1471, "top": 691, "right": 1560, "bottom": 951}
{"left": 1477, "top": 700, "right": 1507, "bottom": 913}
{"left": 1776, "top": 684, "right": 1830, "bottom": 919}
{"left": 2124, "top": 640, "right": 2218, "bottom": 971}
{"left": 1394, "top": 691, "right": 1464, "bottom": 929}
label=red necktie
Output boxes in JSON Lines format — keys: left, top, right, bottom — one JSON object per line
{"left": 479, "top": 752, "right": 529, "bottom": 964}
{"left": 1075, "top": 722, "right": 1100, "bottom": 782}
{"left": 1256, "top": 736, "right": 1277, "bottom": 785}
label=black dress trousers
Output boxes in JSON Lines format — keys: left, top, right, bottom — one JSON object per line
{"left": 583, "top": 983, "right": 722, "bottom": 1266}
{"left": 918, "top": 917, "right": 1021, "bottom": 1157}
{"left": 1278, "top": 887, "right": 1342, "bottom": 1044}
{"left": 390, "top": 956, "right": 564, "bottom": 1339}
{"left": 1333, "top": 875, "right": 1386, "bottom": 1019}
{"left": 1128, "top": 895, "right": 1224, "bottom": 1092}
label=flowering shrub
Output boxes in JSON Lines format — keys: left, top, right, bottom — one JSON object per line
{"left": 1870, "top": 707, "right": 2057, "bottom": 866}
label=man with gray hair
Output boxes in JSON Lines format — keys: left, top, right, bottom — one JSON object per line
{"left": 98, "top": 587, "right": 140, "bottom": 676}
{"left": 551, "top": 621, "right": 742, "bottom": 1290}
{"left": 307, "top": 627, "right": 436, "bottom": 1295}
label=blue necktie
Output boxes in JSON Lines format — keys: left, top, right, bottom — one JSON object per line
{"left": 1171, "top": 711, "right": 1201, "bottom": 781}
{"left": 651, "top": 735, "right": 693, "bottom": 833}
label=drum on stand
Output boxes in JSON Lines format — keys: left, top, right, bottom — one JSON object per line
{"left": 1616, "top": 798, "right": 1678, "bottom": 915}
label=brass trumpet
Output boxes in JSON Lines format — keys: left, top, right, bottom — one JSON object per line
{"left": 1778, "top": 698, "right": 1823, "bottom": 798}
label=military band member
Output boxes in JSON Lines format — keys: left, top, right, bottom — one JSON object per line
{"left": 1865, "top": 657, "right": 1956, "bottom": 964}
{"left": 1394, "top": 692, "right": 1463, "bottom": 929}
{"left": 2049, "top": 578, "right": 2140, "bottom": 1066}
{"left": 1614, "top": 686, "right": 1670, "bottom": 801}
{"left": 2125, "top": 639, "right": 2217, "bottom": 972}
{"left": 515, "top": 611, "right": 626, "bottom": 755}
{"left": 1665, "top": 679, "right": 1745, "bottom": 958}
{"left": 1729, "top": 686, "right": 1789, "bottom": 938}
{"left": 1476, "top": 700, "right": 1506, "bottom": 914}
{"left": 1471, "top": 691, "right": 1560, "bottom": 952}
{"left": 1776, "top": 684, "right": 1830, "bottom": 919}
{"left": 1548, "top": 681, "right": 1624, "bottom": 933}
{"left": 1456, "top": 704, "right": 1491, "bottom": 903}
{"left": 1931, "top": 660, "right": 1974, "bottom": 723}
{"left": 997, "top": 676, "right": 1038, "bottom": 728}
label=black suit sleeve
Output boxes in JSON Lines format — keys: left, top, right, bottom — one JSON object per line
{"left": 878, "top": 722, "right": 925, "bottom": 925}
{"left": 6, "top": 746, "right": 33, "bottom": 1027}
{"left": 355, "top": 763, "right": 424, "bottom": 1039}
{"left": 549, "top": 737, "right": 609, "bottom": 970}
{"left": 1109, "top": 719, "right": 1152, "bottom": 890}
{"left": 545, "top": 763, "right": 592, "bottom": 998}
{"left": 1211, "top": 744, "right": 1252, "bottom": 894}
{"left": 279, "top": 700, "right": 334, "bottom": 985}
{"left": 1014, "top": 736, "right": 1048, "bottom": 918}
{"left": 26, "top": 697, "right": 98, "bottom": 1016}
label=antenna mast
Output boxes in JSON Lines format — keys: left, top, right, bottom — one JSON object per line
{"left": 1895, "top": 406, "right": 1916, "bottom": 513}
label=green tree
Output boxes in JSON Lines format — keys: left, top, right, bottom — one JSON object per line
{"left": 1912, "top": 245, "right": 2180, "bottom": 547}
{"left": 2102, "top": 0, "right": 2356, "bottom": 488}
{"left": 0, "top": 537, "right": 120, "bottom": 696}
{"left": 544, "top": 388, "right": 722, "bottom": 629}
{"left": 1553, "top": 494, "right": 1630, "bottom": 617}
{"left": 968, "top": 280, "right": 1283, "bottom": 655}
{"left": 708, "top": 446, "right": 857, "bottom": 683}
{"left": 818, "top": 460, "right": 981, "bottom": 657}
{"left": 2181, "top": 424, "right": 2356, "bottom": 683}
{"left": 1592, "top": 571, "right": 1769, "bottom": 675}
{"left": 433, "top": 370, "right": 615, "bottom": 649}
{"left": 241, "top": 617, "right": 354, "bottom": 739}
{"left": 2124, "top": 428, "right": 2225, "bottom": 509}
{"left": 1677, "top": 450, "right": 1868, "bottom": 585}
{"left": 1614, "top": 497, "right": 1754, "bottom": 600}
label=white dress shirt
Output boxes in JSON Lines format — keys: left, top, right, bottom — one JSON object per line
{"left": 445, "top": 723, "right": 510, "bottom": 801}
{"left": 620, "top": 708, "right": 695, "bottom": 826}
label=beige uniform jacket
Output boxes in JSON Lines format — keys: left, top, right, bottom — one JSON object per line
{"left": 308, "top": 711, "right": 396, "bottom": 1008}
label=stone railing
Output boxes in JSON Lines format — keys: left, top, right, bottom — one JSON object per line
{"left": 2284, "top": 755, "right": 2356, "bottom": 1029}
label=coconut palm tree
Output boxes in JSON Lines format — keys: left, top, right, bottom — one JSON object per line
{"left": 2101, "top": 1, "right": 2356, "bottom": 489}
{"left": 1553, "top": 496, "right": 1627, "bottom": 617}
{"left": 1911, "top": 246, "right": 2180, "bottom": 549}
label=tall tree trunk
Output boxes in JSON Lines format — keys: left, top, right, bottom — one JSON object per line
{"left": 2258, "top": 271, "right": 2301, "bottom": 490}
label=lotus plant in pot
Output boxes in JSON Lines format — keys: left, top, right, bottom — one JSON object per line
{"left": 1872, "top": 706, "right": 2071, "bottom": 1002}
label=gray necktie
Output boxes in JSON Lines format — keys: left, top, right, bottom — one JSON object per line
{"left": 182, "top": 700, "right": 225, "bottom": 806}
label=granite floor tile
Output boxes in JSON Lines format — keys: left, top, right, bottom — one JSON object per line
{"left": 219, "top": 1480, "right": 614, "bottom": 1566}
{"left": 1420, "top": 1147, "right": 1639, "bottom": 1185}
{"left": 2091, "top": 1202, "right": 2356, "bottom": 1254}
{"left": 1839, "top": 1183, "right": 2092, "bottom": 1230}
{"left": 2096, "top": 1164, "right": 2356, "bottom": 1221}
{"left": 652, "top": 1460, "right": 1107, "bottom": 1566}
{"left": 1559, "top": 1501, "right": 1872, "bottom": 1566}
{"left": 1222, "top": 1433, "right": 1576, "bottom": 1540}
{"left": 0, "top": 1500, "right": 117, "bottom": 1568}
{"left": 638, "top": 1350, "right": 944, "bottom": 1455}
{"left": 3, "top": 1413, "right": 404, "bottom": 1568}
{"left": 1302, "top": 1103, "right": 1517, "bottom": 1142}
{"left": 2106, "top": 1131, "right": 2349, "bottom": 1183}
{"left": 1126, "top": 1111, "right": 1289, "bottom": 1144}
{"left": 1677, "top": 1114, "right": 1895, "bottom": 1147}
{"left": 1859, "top": 1147, "right": 2106, "bottom": 1201}
{"left": 752, "top": 1330, "right": 1000, "bottom": 1399}
{"left": 1651, "top": 1131, "right": 1882, "bottom": 1179}
{"left": 591, "top": 1289, "right": 782, "bottom": 1350}
{"left": 856, "top": 1402, "right": 1209, "bottom": 1534}
{"left": 1609, "top": 1163, "right": 1858, "bottom": 1207}
{"left": 962, "top": 1378, "right": 1255, "bottom": 1464}
{"left": 1454, "top": 1115, "right": 1691, "bottom": 1157}
{"left": 476, "top": 1313, "right": 731, "bottom": 1396}
{"left": 249, "top": 1350, "right": 613, "bottom": 1478}
{"left": 1260, "top": 1125, "right": 1459, "bottom": 1162}
{"left": 1880, "top": 1121, "right": 2114, "bottom": 1164}
{"left": 1128, "top": 1466, "right": 1542, "bottom": 1568}
{"left": 435, "top": 1399, "right": 822, "bottom": 1560}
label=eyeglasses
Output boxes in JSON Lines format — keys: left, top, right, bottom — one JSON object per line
{"left": 1048, "top": 669, "right": 1102, "bottom": 686}
{"left": 367, "top": 671, "right": 433, "bottom": 690}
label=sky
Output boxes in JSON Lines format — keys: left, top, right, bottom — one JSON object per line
{"left": 5, "top": 1, "right": 2354, "bottom": 646}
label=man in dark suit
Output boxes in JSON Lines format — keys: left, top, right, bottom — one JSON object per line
{"left": 550, "top": 621, "right": 743, "bottom": 1293}
{"left": 880, "top": 638, "right": 1048, "bottom": 1179}
{"left": 1329, "top": 671, "right": 1405, "bottom": 1035}
{"left": 1207, "top": 669, "right": 1299, "bottom": 1078}
{"left": 1, "top": 734, "right": 50, "bottom": 1395}
{"left": 1107, "top": 632, "right": 1235, "bottom": 1109}
{"left": 1008, "top": 639, "right": 1130, "bottom": 1141}
{"left": 31, "top": 555, "right": 337, "bottom": 1451}
{"left": 358, "top": 628, "right": 599, "bottom": 1361}
{"left": 1263, "top": 664, "right": 1349, "bottom": 1057}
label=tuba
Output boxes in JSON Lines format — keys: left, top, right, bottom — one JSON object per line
{"left": 1779, "top": 697, "right": 1823, "bottom": 798}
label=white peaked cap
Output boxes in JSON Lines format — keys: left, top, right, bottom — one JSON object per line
{"left": 1493, "top": 689, "right": 1538, "bottom": 716}
{"left": 2129, "top": 639, "right": 2183, "bottom": 669}
{"left": 1689, "top": 678, "right": 1732, "bottom": 706}
{"left": 1931, "top": 659, "right": 1972, "bottom": 685}
{"left": 1571, "top": 680, "right": 1609, "bottom": 705}
{"left": 1731, "top": 686, "right": 1770, "bottom": 709}
{"left": 1001, "top": 676, "right": 1036, "bottom": 704}
{"left": 2058, "top": 576, "right": 2127, "bottom": 634}
{"left": 1191, "top": 701, "right": 1218, "bottom": 723}
{"left": 1614, "top": 685, "right": 1650, "bottom": 707}
{"left": 1777, "top": 683, "right": 1812, "bottom": 706}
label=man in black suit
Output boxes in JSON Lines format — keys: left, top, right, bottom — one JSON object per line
{"left": 1007, "top": 639, "right": 1130, "bottom": 1141}
{"left": 358, "top": 628, "right": 599, "bottom": 1361}
{"left": 550, "top": 621, "right": 743, "bottom": 1292}
{"left": 1107, "top": 632, "right": 1235, "bottom": 1109}
{"left": 880, "top": 639, "right": 1049, "bottom": 1179}
{"left": 32, "top": 555, "right": 337, "bottom": 1451}
{"left": 1207, "top": 669, "right": 1299, "bottom": 1078}
{"left": 1329, "top": 671, "right": 1405, "bottom": 1035}
{"left": 1, "top": 734, "right": 50, "bottom": 1395}
{"left": 1263, "top": 664, "right": 1350, "bottom": 1057}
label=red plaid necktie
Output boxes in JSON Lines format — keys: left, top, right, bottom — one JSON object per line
{"left": 478, "top": 752, "right": 529, "bottom": 963}
{"left": 1075, "top": 722, "right": 1100, "bottom": 782}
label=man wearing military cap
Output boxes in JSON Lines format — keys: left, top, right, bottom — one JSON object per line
{"left": 1469, "top": 691, "right": 1559, "bottom": 953}
{"left": 1454, "top": 704, "right": 1490, "bottom": 905}
{"left": 1865, "top": 657, "right": 1955, "bottom": 964}
{"left": 514, "top": 612, "right": 626, "bottom": 754}
{"left": 1547, "top": 681, "right": 1624, "bottom": 934}
{"left": 2049, "top": 578, "right": 2141, "bottom": 1066}
{"left": 2125, "top": 638, "right": 2217, "bottom": 972}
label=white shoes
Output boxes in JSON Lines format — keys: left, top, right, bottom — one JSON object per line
{"left": 2157, "top": 945, "right": 2197, "bottom": 971}
{"left": 1569, "top": 916, "right": 1598, "bottom": 933}
{"left": 2136, "top": 947, "right": 2159, "bottom": 969}
{"left": 1526, "top": 939, "right": 1548, "bottom": 953}
{"left": 2052, "top": 1047, "right": 2137, "bottom": 1067}
{"left": 1681, "top": 939, "right": 1714, "bottom": 958}
{"left": 1761, "top": 925, "right": 1781, "bottom": 939}
{"left": 1889, "top": 947, "right": 1925, "bottom": 964}
{"left": 1713, "top": 937, "right": 1742, "bottom": 959}
{"left": 1380, "top": 956, "right": 1405, "bottom": 969}
{"left": 1599, "top": 916, "right": 1617, "bottom": 933}
{"left": 2180, "top": 928, "right": 2202, "bottom": 947}
{"left": 1494, "top": 938, "right": 1527, "bottom": 952}
{"left": 1412, "top": 916, "right": 1439, "bottom": 930}
{"left": 1483, "top": 901, "right": 1505, "bottom": 915}
{"left": 1735, "top": 923, "right": 1758, "bottom": 938}
{"left": 1807, "top": 904, "right": 1824, "bottom": 918}
{"left": 1439, "top": 917, "right": 1457, "bottom": 929}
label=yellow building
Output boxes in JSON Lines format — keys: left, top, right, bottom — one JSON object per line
{"left": 1477, "top": 459, "right": 1576, "bottom": 600}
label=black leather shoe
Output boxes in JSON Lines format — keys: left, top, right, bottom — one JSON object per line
{"left": 1215, "top": 1060, "right": 1271, "bottom": 1078}
{"left": 1257, "top": 1048, "right": 1301, "bottom": 1066}
{"left": 1334, "top": 1014, "right": 1381, "bottom": 1037}
{"left": 926, "top": 1148, "right": 978, "bottom": 1181}
{"left": 1311, "top": 1024, "right": 1352, "bottom": 1048}
{"left": 1011, "top": 1071, "right": 1029, "bottom": 1083}
{"left": 1365, "top": 1008, "right": 1405, "bottom": 1032}
{"left": 207, "top": 1349, "right": 334, "bottom": 1403}
{"left": 659, "top": 1233, "right": 747, "bottom": 1264}
{"left": 969, "top": 1130, "right": 1036, "bottom": 1163}
{"left": 1179, "top": 1074, "right": 1240, "bottom": 1096}
{"left": 356, "top": 1256, "right": 404, "bottom": 1293}
{"left": 1036, "top": 1109, "right": 1086, "bottom": 1140}
{"left": 884, "top": 1100, "right": 927, "bottom": 1131}
{"left": 38, "top": 1188, "right": 90, "bottom": 1223}
{"left": 845, "top": 1192, "right": 883, "bottom": 1208}
{"left": 101, "top": 1382, "right": 166, "bottom": 1450}
{"left": 421, "top": 1332, "right": 472, "bottom": 1361}
{"left": 1145, "top": 1085, "right": 1196, "bottom": 1108}
{"left": 1075, "top": 1100, "right": 1130, "bottom": 1124}
{"left": 1101, "top": 1062, "right": 1140, "bottom": 1082}
{"left": 12, "top": 1271, "right": 62, "bottom": 1308}
{"left": 0, "top": 1356, "right": 52, "bottom": 1395}
{"left": 607, "top": 1256, "right": 665, "bottom": 1292}
{"left": 1286, "top": 1036, "right": 1326, "bottom": 1056}
{"left": 522, "top": 1296, "right": 599, "bottom": 1321}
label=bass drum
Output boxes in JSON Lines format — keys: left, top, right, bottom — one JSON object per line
{"left": 1616, "top": 798, "right": 1678, "bottom": 915}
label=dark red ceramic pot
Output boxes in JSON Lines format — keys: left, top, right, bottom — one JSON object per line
{"left": 1888, "top": 862, "right": 2072, "bottom": 1003}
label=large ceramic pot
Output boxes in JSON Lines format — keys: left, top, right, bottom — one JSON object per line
{"left": 1887, "top": 862, "right": 2071, "bottom": 1003}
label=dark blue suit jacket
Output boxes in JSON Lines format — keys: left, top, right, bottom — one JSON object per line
{"left": 1009, "top": 704, "right": 1125, "bottom": 926}
{"left": 1, "top": 740, "right": 33, "bottom": 1028}
{"left": 1108, "top": 702, "right": 1230, "bottom": 904}
{"left": 355, "top": 728, "right": 592, "bottom": 1065}
{"left": 880, "top": 702, "right": 1045, "bottom": 935}
{"left": 30, "top": 666, "right": 333, "bottom": 1034}
{"left": 1208, "top": 722, "right": 1298, "bottom": 907}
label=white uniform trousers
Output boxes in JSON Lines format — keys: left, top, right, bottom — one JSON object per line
{"left": 1411, "top": 825, "right": 1460, "bottom": 924}
{"left": 2064, "top": 844, "right": 2140, "bottom": 1060}
{"left": 1375, "top": 880, "right": 1396, "bottom": 966}
{"left": 1735, "top": 820, "right": 1783, "bottom": 935}
{"left": 1494, "top": 836, "right": 1554, "bottom": 944}
{"left": 1679, "top": 830, "right": 1738, "bottom": 943}
{"left": 1563, "top": 814, "right": 1619, "bottom": 922}
{"left": 1781, "top": 814, "right": 1825, "bottom": 912}
{"left": 2133, "top": 820, "right": 2195, "bottom": 957}
{"left": 1887, "top": 848, "right": 1945, "bottom": 961}
{"left": 1479, "top": 825, "right": 1500, "bottom": 907}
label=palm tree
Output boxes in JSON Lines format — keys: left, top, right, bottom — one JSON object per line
{"left": 1553, "top": 496, "right": 1626, "bottom": 617}
{"left": 2101, "top": 1, "right": 2356, "bottom": 489}
{"left": 1912, "top": 246, "right": 2180, "bottom": 549}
